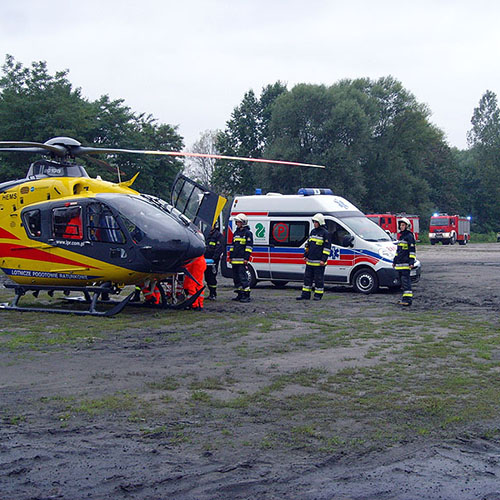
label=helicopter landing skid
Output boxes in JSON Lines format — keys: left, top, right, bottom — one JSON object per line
{"left": 0, "top": 284, "right": 134, "bottom": 317}
{"left": 127, "top": 285, "right": 205, "bottom": 310}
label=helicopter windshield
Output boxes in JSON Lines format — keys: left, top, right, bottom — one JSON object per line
{"left": 98, "top": 194, "right": 190, "bottom": 242}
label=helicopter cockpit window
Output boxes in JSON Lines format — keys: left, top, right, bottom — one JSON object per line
{"left": 172, "top": 179, "right": 205, "bottom": 221}
{"left": 53, "top": 206, "right": 83, "bottom": 240}
{"left": 23, "top": 209, "right": 42, "bottom": 238}
{"left": 121, "top": 217, "right": 145, "bottom": 243}
{"left": 87, "top": 203, "right": 126, "bottom": 244}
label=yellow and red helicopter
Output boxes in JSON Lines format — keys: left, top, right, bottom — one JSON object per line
{"left": 0, "top": 137, "right": 324, "bottom": 316}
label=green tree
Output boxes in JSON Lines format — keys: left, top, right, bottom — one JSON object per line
{"left": 0, "top": 55, "right": 184, "bottom": 197}
{"left": 213, "top": 82, "right": 287, "bottom": 195}
{"left": 466, "top": 90, "right": 500, "bottom": 230}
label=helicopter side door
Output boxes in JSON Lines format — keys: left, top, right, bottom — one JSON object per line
{"left": 171, "top": 174, "right": 226, "bottom": 237}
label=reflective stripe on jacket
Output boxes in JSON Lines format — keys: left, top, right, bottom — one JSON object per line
{"left": 229, "top": 226, "right": 253, "bottom": 264}
{"left": 393, "top": 229, "right": 416, "bottom": 268}
{"left": 304, "top": 226, "right": 331, "bottom": 265}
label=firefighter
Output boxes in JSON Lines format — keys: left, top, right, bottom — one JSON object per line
{"left": 297, "top": 213, "right": 331, "bottom": 301}
{"left": 204, "top": 224, "right": 224, "bottom": 300}
{"left": 393, "top": 217, "right": 416, "bottom": 306}
{"left": 229, "top": 213, "right": 253, "bottom": 303}
{"left": 184, "top": 255, "right": 207, "bottom": 310}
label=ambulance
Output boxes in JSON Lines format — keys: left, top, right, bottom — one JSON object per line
{"left": 221, "top": 188, "right": 421, "bottom": 294}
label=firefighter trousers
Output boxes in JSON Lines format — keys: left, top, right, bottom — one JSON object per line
{"left": 204, "top": 261, "right": 218, "bottom": 296}
{"left": 399, "top": 269, "right": 413, "bottom": 304}
{"left": 301, "top": 264, "right": 325, "bottom": 298}
{"left": 232, "top": 264, "right": 250, "bottom": 292}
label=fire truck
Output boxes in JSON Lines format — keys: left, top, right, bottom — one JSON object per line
{"left": 365, "top": 213, "right": 420, "bottom": 241}
{"left": 429, "top": 213, "right": 470, "bottom": 245}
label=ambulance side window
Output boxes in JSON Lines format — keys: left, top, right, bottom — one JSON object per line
{"left": 270, "top": 221, "right": 309, "bottom": 247}
{"left": 327, "top": 219, "right": 351, "bottom": 247}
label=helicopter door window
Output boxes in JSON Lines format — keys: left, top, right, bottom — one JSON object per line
{"left": 87, "top": 203, "right": 126, "bottom": 244}
{"left": 53, "top": 206, "right": 83, "bottom": 240}
{"left": 23, "top": 209, "right": 42, "bottom": 238}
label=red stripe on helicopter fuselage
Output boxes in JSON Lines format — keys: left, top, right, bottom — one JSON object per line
{"left": 0, "top": 243, "right": 100, "bottom": 269}
{"left": 0, "top": 228, "right": 19, "bottom": 240}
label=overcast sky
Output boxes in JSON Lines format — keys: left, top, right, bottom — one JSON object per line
{"left": 1, "top": 0, "right": 499, "bottom": 150}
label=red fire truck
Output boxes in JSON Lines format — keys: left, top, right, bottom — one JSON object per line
{"left": 366, "top": 213, "right": 420, "bottom": 241}
{"left": 429, "top": 214, "right": 470, "bottom": 245}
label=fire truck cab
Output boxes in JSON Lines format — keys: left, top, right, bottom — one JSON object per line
{"left": 222, "top": 188, "right": 421, "bottom": 294}
{"left": 365, "top": 213, "right": 420, "bottom": 241}
{"left": 429, "top": 213, "right": 470, "bottom": 245}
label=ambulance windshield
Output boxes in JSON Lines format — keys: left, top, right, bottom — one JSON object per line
{"left": 343, "top": 217, "right": 392, "bottom": 242}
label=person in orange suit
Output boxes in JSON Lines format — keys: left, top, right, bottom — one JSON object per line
{"left": 183, "top": 256, "right": 207, "bottom": 311}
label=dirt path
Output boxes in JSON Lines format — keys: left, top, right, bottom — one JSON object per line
{"left": 1, "top": 244, "right": 500, "bottom": 499}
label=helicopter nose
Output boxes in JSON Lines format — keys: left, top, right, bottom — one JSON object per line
{"left": 139, "top": 225, "right": 205, "bottom": 272}
{"left": 183, "top": 230, "right": 206, "bottom": 264}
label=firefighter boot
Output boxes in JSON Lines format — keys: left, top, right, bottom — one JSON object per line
{"left": 208, "top": 287, "right": 217, "bottom": 300}
{"left": 296, "top": 292, "right": 311, "bottom": 301}
{"left": 232, "top": 290, "right": 243, "bottom": 301}
{"left": 313, "top": 294, "right": 323, "bottom": 301}
{"left": 239, "top": 291, "right": 251, "bottom": 303}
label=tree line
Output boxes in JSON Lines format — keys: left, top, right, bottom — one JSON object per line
{"left": 211, "top": 80, "right": 500, "bottom": 232}
{"left": 1, "top": 55, "right": 499, "bottom": 232}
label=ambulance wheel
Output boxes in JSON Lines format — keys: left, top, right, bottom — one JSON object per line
{"left": 271, "top": 280, "right": 288, "bottom": 288}
{"left": 352, "top": 268, "right": 378, "bottom": 294}
{"left": 246, "top": 265, "right": 257, "bottom": 288}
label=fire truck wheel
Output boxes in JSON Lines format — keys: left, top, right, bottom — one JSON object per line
{"left": 430, "top": 240, "right": 436, "bottom": 245}
{"left": 450, "top": 233, "right": 456, "bottom": 245}
{"left": 459, "top": 236, "right": 468, "bottom": 245}
{"left": 352, "top": 268, "right": 379, "bottom": 294}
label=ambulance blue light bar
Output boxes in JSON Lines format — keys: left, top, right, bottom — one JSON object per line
{"left": 298, "top": 188, "right": 333, "bottom": 196}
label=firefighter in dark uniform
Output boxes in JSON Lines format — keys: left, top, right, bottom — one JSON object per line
{"left": 297, "top": 213, "right": 331, "bottom": 301}
{"left": 393, "top": 217, "right": 416, "bottom": 306}
{"left": 229, "top": 213, "right": 253, "bottom": 303}
{"left": 204, "top": 224, "right": 224, "bottom": 300}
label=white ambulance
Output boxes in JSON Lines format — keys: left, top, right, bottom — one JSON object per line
{"left": 221, "top": 188, "right": 421, "bottom": 293}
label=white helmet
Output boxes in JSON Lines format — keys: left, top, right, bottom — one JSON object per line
{"left": 234, "top": 213, "right": 248, "bottom": 225}
{"left": 398, "top": 217, "right": 411, "bottom": 228}
{"left": 312, "top": 213, "right": 325, "bottom": 226}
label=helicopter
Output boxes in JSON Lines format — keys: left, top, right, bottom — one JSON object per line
{"left": 0, "top": 137, "right": 324, "bottom": 316}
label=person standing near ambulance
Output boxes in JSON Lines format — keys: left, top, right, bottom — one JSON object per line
{"left": 393, "top": 217, "right": 416, "bottom": 306}
{"left": 297, "top": 213, "right": 331, "bottom": 301}
{"left": 230, "top": 213, "right": 253, "bottom": 303}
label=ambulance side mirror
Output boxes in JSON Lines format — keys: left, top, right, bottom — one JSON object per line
{"left": 342, "top": 234, "right": 354, "bottom": 247}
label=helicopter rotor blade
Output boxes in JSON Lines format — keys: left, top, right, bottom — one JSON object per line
{"left": 74, "top": 147, "right": 326, "bottom": 169}
{"left": 0, "top": 141, "right": 67, "bottom": 156}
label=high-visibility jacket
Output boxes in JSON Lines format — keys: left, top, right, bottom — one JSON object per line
{"left": 204, "top": 228, "right": 224, "bottom": 264}
{"left": 229, "top": 226, "right": 253, "bottom": 264}
{"left": 304, "top": 226, "right": 331, "bottom": 266}
{"left": 393, "top": 229, "right": 416, "bottom": 270}
{"left": 142, "top": 284, "right": 161, "bottom": 304}
{"left": 65, "top": 216, "right": 83, "bottom": 240}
